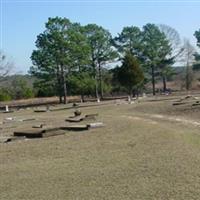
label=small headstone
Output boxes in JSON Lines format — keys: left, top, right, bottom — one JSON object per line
{"left": 74, "top": 109, "right": 81, "bottom": 116}
{"left": 88, "top": 122, "right": 104, "bottom": 128}
{"left": 5, "top": 105, "right": 9, "bottom": 112}
{"left": 5, "top": 117, "right": 14, "bottom": 121}
{"left": 128, "top": 96, "right": 131, "bottom": 103}
{"left": 32, "top": 124, "right": 45, "bottom": 128}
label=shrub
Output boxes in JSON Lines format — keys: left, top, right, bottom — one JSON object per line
{"left": 0, "top": 89, "right": 12, "bottom": 101}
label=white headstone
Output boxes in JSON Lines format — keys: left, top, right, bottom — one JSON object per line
{"left": 128, "top": 96, "right": 131, "bottom": 103}
{"left": 5, "top": 105, "right": 9, "bottom": 112}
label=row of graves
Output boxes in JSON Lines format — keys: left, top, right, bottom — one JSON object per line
{"left": 0, "top": 104, "right": 104, "bottom": 143}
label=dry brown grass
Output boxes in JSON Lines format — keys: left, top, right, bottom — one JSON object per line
{"left": 1, "top": 98, "right": 200, "bottom": 199}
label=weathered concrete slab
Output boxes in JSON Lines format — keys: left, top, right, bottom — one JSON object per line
{"left": 172, "top": 102, "right": 188, "bottom": 106}
{"left": 85, "top": 113, "right": 98, "bottom": 117}
{"left": 60, "top": 125, "right": 89, "bottom": 131}
{"left": 32, "top": 124, "right": 45, "bottom": 128}
{"left": 14, "top": 127, "right": 64, "bottom": 138}
{"left": 65, "top": 117, "right": 84, "bottom": 122}
{"left": 34, "top": 109, "right": 47, "bottom": 112}
{"left": 192, "top": 103, "right": 200, "bottom": 106}
{"left": 66, "top": 113, "right": 98, "bottom": 122}
{"left": 84, "top": 113, "right": 98, "bottom": 120}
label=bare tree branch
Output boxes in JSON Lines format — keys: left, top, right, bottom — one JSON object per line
{"left": 0, "top": 51, "right": 13, "bottom": 79}
{"left": 158, "top": 24, "right": 183, "bottom": 62}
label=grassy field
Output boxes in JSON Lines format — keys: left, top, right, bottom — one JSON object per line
{"left": 1, "top": 96, "right": 200, "bottom": 199}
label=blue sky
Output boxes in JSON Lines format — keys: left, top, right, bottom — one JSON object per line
{"left": 1, "top": 0, "right": 200, "bottom": 73}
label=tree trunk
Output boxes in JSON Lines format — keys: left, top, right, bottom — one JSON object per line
{"left": 162, "top": 75, "right": 167, "bottom": 92}
{"left": 63, "top": 73, "right": 67, "bottom": 104}
{"left": 63, "top": 78, "right": 67, "bottom": 104}
{"left": 98, "top": 63, "right": 103, "bottom": 99}
{"left": 61, "top": 65, "right": 67, "bottom": 104}
{"left": 56, "top": 65, "right": 62, "bottom": 104}
{"left": 132, "top": 89, "right": 136, "bottom": 97}
{"left": 94, "top": 65, "right": 100, "bottom": 102}
{"left": 129, "top": 87, "right": 133, "bottom": 98}
{"left": 59, "top": 95, "right": 62, "bottom": 104}
{"left": 136, "top": 88, "right": 139, "bottom": 98}
{"left": 151, "top": 66, "right": 156, "bottom": 95}
{"left": 127, "top": 88, "right": 132, "bottom": 103}
{"left": 95, "top": 75, "right": 100, "bottom": 102}
{"left": 81, "top": 94, "right": 84, "bottom": 103}
{"left": 58, "top": 74, "right": 63, "bottom": 104}
{"left": 92, "top": 60, "right": 100, "bottom": 102}
{"left": 186, "top": 63, "right": 190, "bottom": 91}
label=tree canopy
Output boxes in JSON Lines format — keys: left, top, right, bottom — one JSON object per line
{"left": 26, "top": 18, "right": 195, "bottom": 102}
{"left": 114, "top": 26, "right": 142, "bottom": 59}
{"left": 84, "top": 24, "right": 118, "bottom": 100}
{"left": 30, "top": 17, "right": 90, "bottom": 103}
{"left": 193, "top": 29, "right": 200, "bottom": 70}
{"left": 117, "top": 52, "right": 144, "bottom": 96}
{"left": 141, "top": 23, "right": 172, "bottom": 95}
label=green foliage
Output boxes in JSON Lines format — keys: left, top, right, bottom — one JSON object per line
{"left": 84, "top": 24, "right": 118, "bottom": 66}
{"left": 142, "top": 24, "right": 172, "bottom": 68}
{"left": 142, "top": 24, "right": 172, "bottom": 94}
{"left": 114, "top": 26, "right": 142, "bottom": 60}
{"left": 11, "top": 77, "right": 34, "bottom": 99}
{"left": 101, "top": 69, "right": 112, "bottom": 94}
{"left": 33, "top": 80, "right": 56, "bottom": 97}
{"left": 193, "top": 53, "right": 200, "bottom": 70}
{"left": 117, "top": 52, "right": 144, "bottom": 95}
{"left": 101, "top": 81, "right": 112, "bottom": 94}
{"left": 0, "top": 77, "right": 34, "bottom": 101}
{"left": 68, "top": 70, "right": 112, "bottom": 98}
{"left": 161, "top": 66, "right": 176, "bottom": 80}
{"left": 29, "top": 18, "right": 185, "bottom": 98}
{"left": 114, "top": 23, "right": 173, "bottom": 94}
{"left": 110, "top": 67, "right": 127, "bottom": 94}
{"left": 68, "top": 72, "right": 96, "bottom": 95}
{"left": 194, "top": 29, "right": 200, "bottom": 48}
{"left": 84, "top": 24, "right": 118, "bottom": 98}
{"left": 193, "top": 29, "right": 200, "bottom": 70}
{"left": 0, "top": 88, "right": 12, "bottom": 101}
{"left": 30, "top": 17, "right": 90, "bottom": 103}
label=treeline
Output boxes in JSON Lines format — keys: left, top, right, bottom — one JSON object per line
{"left": 0, "top": 75, "right": 34, "bottom": 101}
{"left": 1, "top": 17, "right": 200, "bottom": 102}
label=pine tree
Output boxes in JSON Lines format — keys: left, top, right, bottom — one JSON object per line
{"left": 117, "top": 52, "right": 144, "bottom": 96}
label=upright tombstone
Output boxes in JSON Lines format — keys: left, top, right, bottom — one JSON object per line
{"left": 128, "top": 96, "right": 131, "bottom": 103}
{"left": 5, "top": 105, "right": 9, "bottom": 112}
